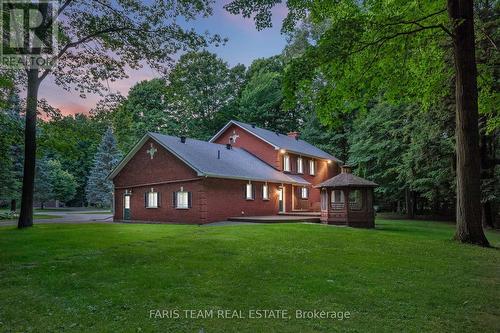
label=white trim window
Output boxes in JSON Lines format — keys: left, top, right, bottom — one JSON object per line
{"left": 300, "top": 187, "right": 309, "bottom": 199}
{"left": 309, "top": 159, "right": 316, "bottom": 176}
{"left": 297, "top": 157, "right": 304, "bottom": 174}
{"left": 332, "top": 190, "right": 345, "bottom": 203}
{"left": 124, "top": 195, "right": 130, "bottom": 209}
{"left": 176, "top": 191, "right": 189, "bottom": 209}
{"left": 146, "top": 191, "right": 159, "bottom": 208}
{"left": 283, "top": 154, "right": 291, "bottom": 172}
{"left": 245, "top": 183, "right": 255, "bottom": 200}
{"left": 262, "top": 184, "right": 269, "bottom": 200}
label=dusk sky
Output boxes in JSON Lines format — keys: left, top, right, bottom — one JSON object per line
{"left": 39, "top": 1, "right": 288, "bottom": 116}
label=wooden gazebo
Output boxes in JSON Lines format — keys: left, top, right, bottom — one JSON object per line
{"left": 315, "top": 165, "right": 378, "bottom": 228}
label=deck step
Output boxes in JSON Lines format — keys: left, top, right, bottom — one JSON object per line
{"left": 228, "top": 215, "right": 320, "bottom": 223}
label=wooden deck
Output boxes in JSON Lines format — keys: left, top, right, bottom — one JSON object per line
{"left": 228, "top": 213, "right": 320, "bottom": 223}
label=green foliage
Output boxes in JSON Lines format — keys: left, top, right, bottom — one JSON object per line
{"left": 112, "top": 79, "right": 168, "bottom": 152}
{"left": 49, "top": 160, "right": 77, "bottom": 203}
{"left": 34, "top": 157, "right": 77, "bottom": 206}
{"left": 33, "top": 157, "right": 54, "bottom": 206}
{"left": 475, "top": 0, "right": 499, "bottom": 133}
{"left": 349, "top": 101, "right": 455, "bottom": 211}
{"left": 165, "top": 51, "right": 246, "bottom": 140}
{"left": 0, "top": 93, "right": 23, "bottom": 202}
{"left": 86, "top": 128, "right": 122, "bottom": 208}
{"left": 38, "top": 114, "right": 105, "bottom": 206}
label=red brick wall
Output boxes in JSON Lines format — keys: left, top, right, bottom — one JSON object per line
{"left": 113, "top": 138, "right": 204, "bottom": 223}
{"left": 114, "top": 178, "right": 282, "bottom": 224}
{"left": 112, "top": 135, "right": 341, "bottom": 223}
{"left": 213, "top": 124, "right": 341, "bottom": 212}
{"left": 204, "top": 178, "right": 280, "bottom": 221}
{"left": 213, "top": 124, "right": 280, "bottom": 168}
{"left": 114, "top": 181, "right": 204, "bottom": 223}
{"left": 279, "top": 151, "right": 339, "bottom": 211}
{"left": 113, "top": 138, "right": 199, "bottom": 188}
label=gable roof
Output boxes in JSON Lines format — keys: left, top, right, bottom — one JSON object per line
{"left": 315, "top": 173, "right": 378, "bottom": 188}
{"left": 209, "top": 120, "right": 342, "bottom": 163}
{"left": 108, "top": 132, "right": 309, "bottom": 185}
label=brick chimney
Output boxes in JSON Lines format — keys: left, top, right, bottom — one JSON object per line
{"left": 287, "top": 131, "right": 300, "bottom": 140}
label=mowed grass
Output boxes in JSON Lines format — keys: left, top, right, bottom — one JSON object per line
{"left": 0, "top": 220, "right": 498, "bottom": 332}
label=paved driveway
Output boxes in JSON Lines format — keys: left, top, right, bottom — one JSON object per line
{"left": 0, "top": 209, "right": 113, "bottom": 227}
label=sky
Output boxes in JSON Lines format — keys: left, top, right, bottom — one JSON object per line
{"left": 39, "top": 1, "right": 288, "bottom": 116}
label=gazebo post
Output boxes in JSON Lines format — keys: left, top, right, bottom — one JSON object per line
{"left": 344, "top": 188, "right": 350, "bottom": 225}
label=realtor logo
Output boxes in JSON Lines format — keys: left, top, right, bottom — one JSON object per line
{"left": 0, "top": 0, "right": 59, "bottom": 68}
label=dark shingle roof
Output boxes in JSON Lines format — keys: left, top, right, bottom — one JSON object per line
{"left": 315, "top": 173, "right": 378, "bottom": 188}
{"left": 210, "top": 120, "right": 342, "bottom": 163}
{"left": 146, "top": 133, "right": 309, "bottom": 185}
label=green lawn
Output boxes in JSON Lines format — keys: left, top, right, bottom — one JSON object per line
{"left": 0, "top": 220, "right": 498, "bottom": 332}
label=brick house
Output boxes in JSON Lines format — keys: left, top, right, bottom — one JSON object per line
{"left": 109, "top": 120, "right": 342, "bottom": 224}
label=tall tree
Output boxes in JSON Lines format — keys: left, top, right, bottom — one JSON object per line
{"left": 86, "top": 128, "right": 122, "bottom": 208}
{"left": 33, "top": 157, "right": 53, "bottom": 210}
{"left": 165, "top": 51, "right": 246, "bottom": 140}
{"left": 38, "top": 114, "right": 106, "bottom": 206}
{"left": 9, "top": 0, "right": 221, "bottom": 228}
{"left": 237, "top": 56, "right": 294, "bottom": 132}
{"left": 0, "top": 92, "right": 23, "bottom": 211}
{"left": 226, "top": 0, "right": 491, "bottom": 246}
{"left": 111, "top": 79, "right": 168, "bottom": 153}
{"left": 49, "top": 159, "right": 77, "bottom": 204}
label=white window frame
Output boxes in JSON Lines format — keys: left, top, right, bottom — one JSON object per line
{"left": 309, "top": 160, "right": 316, "bottom": 176}
{"left": 146, "top": 191, "right": 158, "bottom": 208}
{"left": 262, "top": 184, "right": 269, "bottom": 200}
{"left": 297, "top": 157, "right": 304, "bottom": 174}
{"left": 245, "top": 183, "right": 254, "bottom": 200}
{"left": 176, "top": 191, "right": 189, "bottom": 209}
{"left": 300, "top": 187, "right": 308, "bottom": 199}
{"left": 283, "top": 155, "right": 290, "bottom": 172}
{"left": 124, "top": 195, "right": 130, "bottom": 209}
{"left": 332, "top": 190, "right": 345, "bottom": 203}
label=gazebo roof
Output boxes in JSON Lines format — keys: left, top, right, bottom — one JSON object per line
{"left": 315, "top": 170, "right": 378, "bottom": 189}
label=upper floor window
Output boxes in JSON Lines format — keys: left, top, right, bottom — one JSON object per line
{"left": 297, "top": 157, "right": 304, "bottom": 174}
{"left": 283, "top": 155, "right": 291, "bottom": 172}
{"left": 300, "top": 187, "right": 309, "bottom": 199}
{"left": 309, "top": 160, "right": 316, "bottom": 176}
{"left": 146, "top": 191, "right": 159, "bottom": 208}
{"left": 262, "top": 184, "right": 269, "bottom": 200}
{"left": 245, "top": 183, "right": 255, "bottom": 200}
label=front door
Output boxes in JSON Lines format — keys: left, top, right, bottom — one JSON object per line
{"left": 278, "top": 187, "right": 285, "bottom": 213}
{"left": 124, "top": 195, "right": 131, "bottom": 220}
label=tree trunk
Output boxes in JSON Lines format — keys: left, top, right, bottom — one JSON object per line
{"left": 406, "top": 189, "right": 415, "bottom": 219}
{"left": 448, "top": 0, "right": 489, "bottom": 246}
{"left": 17, "top": 69, "right": 40, "bottom": 229}
{"left": 10, "top": 199, "right": 16, "bottom": 212}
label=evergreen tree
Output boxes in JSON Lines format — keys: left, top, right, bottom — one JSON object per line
{"left": 0, "top": 93, "right": 23, "bottom": 210}
{"left": 34, "top": 157, "right": 54, "bottom": 209}
{"left": 86, "top": 128, "right": 122, "bottom": 207}
{"left": 49, "top": 160, "right": 77, "bottom": 204}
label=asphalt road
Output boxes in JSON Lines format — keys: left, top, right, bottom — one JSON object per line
{"left": 0, "top": 210, "right": 113, "bottom": 227}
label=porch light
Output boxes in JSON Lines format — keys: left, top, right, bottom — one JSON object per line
{"left": 280, "top": 149, "right": 286, "bottom": 154}
{"left": 327, "top": 160, "right": 332, "bottom": 164}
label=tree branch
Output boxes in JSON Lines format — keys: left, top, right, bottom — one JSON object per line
{"left": 383, "top": 9, "right": 447, "bottom": 27}
{"left": 39, "top": 26, "right": 160, "bottom": 82}
{"left": 352, "top": 24, "right": 452, "bottom": 56}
